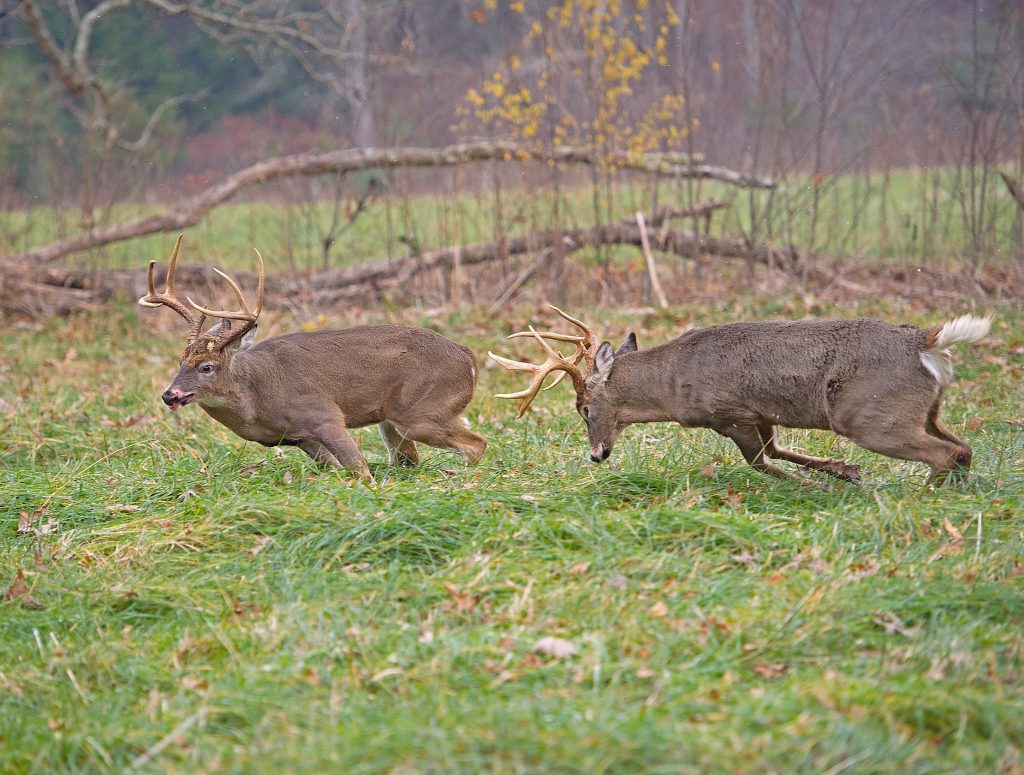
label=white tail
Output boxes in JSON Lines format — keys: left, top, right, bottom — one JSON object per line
{"left": 920, "top": 314, "right": 991, "bottom": 387}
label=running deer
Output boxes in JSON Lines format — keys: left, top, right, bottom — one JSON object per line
{"left": 139, "top": 236, "right": 486, "bottom": 480}
{"left": 489, "top": 306, "right": 990, "bottom": 484}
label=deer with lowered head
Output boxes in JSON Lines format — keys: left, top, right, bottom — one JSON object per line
{"left": 139, "top": 236, "right": 486, "bottom": 480}
{"left": 490, "top": 306, "right": 990, "bottom": 484}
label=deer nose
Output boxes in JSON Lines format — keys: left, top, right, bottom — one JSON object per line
{"left": 162, "top": 387, "right": 187, "bottom": 406}
{"left": 590, "top": 444, "right": 611, "bottom": 463}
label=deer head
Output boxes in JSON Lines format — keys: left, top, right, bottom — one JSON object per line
{"left": 489, "top": 306, "right": 637, "bottom": 461}
{"left": 138, "top": 235, "right": 265, "bottom": 410}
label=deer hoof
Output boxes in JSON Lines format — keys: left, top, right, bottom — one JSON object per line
{"left": 827, "top": 460, "right": 861, "bottom": 482}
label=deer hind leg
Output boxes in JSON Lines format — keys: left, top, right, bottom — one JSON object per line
{"left": 925, "top": 401, "right": 972, "bottom": 481}
{"left": 404, "top": 417, "right": 487, "bottom": 464}
{"left": 842, "top": 424, "right": 965, "bottom": 486}
{"left": 378, "top": 421, "right": 419, "bottom": 467}
{"left": 717, "top": 424, "right": 790, "bottom": 478}
{"left": 757, "top": 424, "right": 861, "bottom": 481}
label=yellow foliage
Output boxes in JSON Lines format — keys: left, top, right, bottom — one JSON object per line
{"left": 462, "top": 0, "right": 692, "bottom": 166}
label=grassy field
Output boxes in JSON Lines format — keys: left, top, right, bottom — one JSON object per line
{"left": 2, "top": 165, "right": 1021, "bottom": 274}
{"left": 2, "top": 298, "right": 1023, "bottom": 773}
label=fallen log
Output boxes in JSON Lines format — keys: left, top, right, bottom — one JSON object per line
{"left": 1, "top": 200, "right": 780, "bottom": 316}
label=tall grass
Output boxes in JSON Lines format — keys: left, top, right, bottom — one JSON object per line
{"left": 1, "top": 299, "right": 1022, "bottom": 772}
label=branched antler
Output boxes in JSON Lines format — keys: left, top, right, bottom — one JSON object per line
{"left": 138, "top": 234, "right": 206, "bottom": 343}
{"left": 188, "top": 249, "right": 266, "bottom": 351}
{"left": 489, "top": 306, "right": 601, "bottom": 416}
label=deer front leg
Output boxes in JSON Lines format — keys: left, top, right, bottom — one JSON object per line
{"left": 716, "top": 424, "right": 791, "bottom": 479}
{"left": 299, "top": 418, "right": 372, "bottom": 481}
{"left": 757, "top": 424, "right": 861, "bottom": 482}
{"left": 299, "top": 440, "right": 341, "bottom": 467}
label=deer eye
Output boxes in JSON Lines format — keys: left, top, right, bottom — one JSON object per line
{"left": 582, "top": 406, "right": 590, "bottom": 418}
{"left": 199, "top": 364, "right": 215, "bottom": 374}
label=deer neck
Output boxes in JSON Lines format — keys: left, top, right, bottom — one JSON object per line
{"left": 606, "top": 353, "right": 675, "bottom": 424}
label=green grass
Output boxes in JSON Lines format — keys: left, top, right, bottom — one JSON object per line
{"left": 2, "top": 164, "right": 1021, "bottom": 273}
{"left": 2, "top": 299, "right": 1023, "bottom": 773}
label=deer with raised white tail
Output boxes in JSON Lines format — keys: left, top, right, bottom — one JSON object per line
{"left": 139, "top": 236, "right": 486, "bottom": 481}
{"left": 490, "top": 306, "right": 990, "bottom": 484}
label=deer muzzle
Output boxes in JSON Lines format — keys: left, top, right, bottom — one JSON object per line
{"left": 162, "top": 387, "right": 196, "bottom": 411}
{"left": 590, "top": 443, "right": 611, "bottom": 463}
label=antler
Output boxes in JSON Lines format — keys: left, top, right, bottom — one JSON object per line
{"left": 138, "top": 234, "right": 206, "bottom": 343}
{"left": 187, "top": 249, "right": 266, "bottom": 351}
{"left": 488, "top": 306, "right": 601, "bottom": 416}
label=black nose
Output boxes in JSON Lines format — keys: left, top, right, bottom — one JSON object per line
{"left": 161, "top": 389, "right": 176, "bottom": 406}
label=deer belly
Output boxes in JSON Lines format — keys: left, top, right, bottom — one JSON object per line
{"left": 200, "top": 404, "right": 292, "bottom": 446}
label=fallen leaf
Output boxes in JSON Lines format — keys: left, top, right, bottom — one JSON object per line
{"left": 635, "top": 667, "right": 656, "bottom": 678}
{"left": 106, "top": 504, "right": 141, "bottom": 513}
{"left": 281, "top": 471, "right": 293, "bottom": 485}
{"left": 648, "top": 600, "right": 669, "bottom": 618}
{"left": 181, "top": 676, "right": 209, "bottom": 693}
{"left": 925, "top": 657, "right": 946, "bottom": 681}
{"left": 605, "top": 574, "right": 628, "bottom": 589}
{"left": 534, "top": 636, "right": 577, "bottom": 659}
{"left": 943, "top": 518, "right": 964, "bottom": 543}
{"left": 4, "top": 569, "right": 41, "bottom": 609}
{"left": 443, "top": 583, "right": 480, "bottom": 614}
{"left": 16, "top": 506, "right": 46, "bottom": 536}
{"left": 16, "top": 511, "right": 32, "bottom": 535}
{"left": 418, "top": 630, "right": 434, "bottom": 645}
{"left": 753, "top": 663, "right": 786, "bottom": 679}
{"left": 569, "top": 561, "right": 591, "bottom": 575}
{"left": 874, "top": 613, "right": 918, "bottom": 638}
{"left": 0, "top": 397, "right": 14, "bottom": 416}
{"left": 848, "top": 559, "right": 880, "bottom": 579}
{"left": 35, "top": 520, "right": 57, "bottom": 536}
{"left": 341, "top": 562, "right": 371, "bottom": 575}
{"left": 731, "top": 550, "right": 756, "bottom": 565}
{"left": 248, "top": 536, "right": 271, "bottom": 555}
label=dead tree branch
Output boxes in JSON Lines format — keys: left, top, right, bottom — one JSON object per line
{"left": 0, "top": 200, "right": 756, "bottom": 317}
{"left": 2, "top": 140, "right": 753, "bottom": 266}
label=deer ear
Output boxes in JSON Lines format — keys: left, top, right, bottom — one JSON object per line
{"left": 238, "top": 325, "right": 258, "bottom": 351}
{"left": 594, "top": 341, "right": 615, "bottom": 377}
{"left": 615, "top": 332, "right": 638, "bottom": 356}
{"left": 203, "top": 320, "right": 231, "bottom": 339}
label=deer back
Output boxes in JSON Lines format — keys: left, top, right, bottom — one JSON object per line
{"left": 604, "top": 318, "right": 931, "bottom": 430}
{"left": 220, "top": 325, "right": 478, "bottom": 430}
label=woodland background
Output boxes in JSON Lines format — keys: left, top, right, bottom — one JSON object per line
{"left": 0, "top": 0, "right": 1022, "bottom": 316}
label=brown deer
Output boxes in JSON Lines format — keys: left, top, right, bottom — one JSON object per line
{"left": 490, "top": 306, "right": 990, "bottom": 484}
{"left": 139, "top": 236, "right": 486, "bottom": 480}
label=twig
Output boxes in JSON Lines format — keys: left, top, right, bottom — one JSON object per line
{"left": 635, "top": 211, "right": 669, "bottom": 309}
{"left": 127, "top": 709, "right": 206, "bottom": 772}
